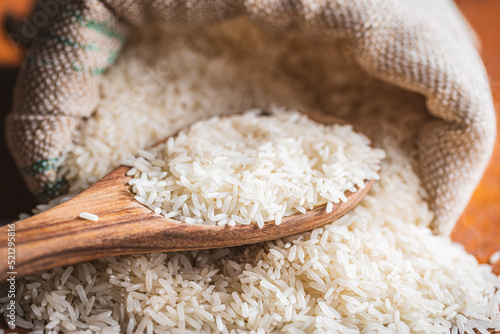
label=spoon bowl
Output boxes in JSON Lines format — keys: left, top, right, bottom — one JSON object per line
{"left": 0, "top": 112, "right": 374, "bottom": 280}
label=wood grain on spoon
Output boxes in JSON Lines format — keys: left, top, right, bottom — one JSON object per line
{"left": 0, "top": 113, "right": 374, "bottom": 280}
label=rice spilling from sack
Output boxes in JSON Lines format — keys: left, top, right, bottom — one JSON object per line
{"left": 2, "top": 18, "right": 500, "bottom": 333}
{"left": 125, "top": 109, "right": 385, "bottom": 227}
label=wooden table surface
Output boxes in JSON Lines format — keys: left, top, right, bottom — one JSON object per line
{"left": 451, "top": 0, "right": 500, "bottom": 275}
{"left": 0, "top": 0, "right": 498, "bottom": 273}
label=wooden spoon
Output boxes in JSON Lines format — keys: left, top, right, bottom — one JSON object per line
{"left": 0, "top": 112, "right": 374, "bottom": 281}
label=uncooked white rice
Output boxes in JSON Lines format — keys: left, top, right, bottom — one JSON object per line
{"left": 79, "top": 212, "right": 99, "bottom": 221}
{"left": 490, "top": 251, "right": 500, "bottom": 265}
{"left": 124, "top": 108, "right": 384, "bottom": 226}
{"left": 2, "top": 17, "right": 500, "bottom": 334}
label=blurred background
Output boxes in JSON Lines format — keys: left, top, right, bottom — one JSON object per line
{"left": 0, "top": 0, "right": 498, "bottom": 274}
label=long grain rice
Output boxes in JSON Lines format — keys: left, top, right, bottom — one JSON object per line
{"left": 2, "top": 17, "right": 500, "bottom": 334}
{"left": 126, "top": 109, "right": 384, "bottom": 226}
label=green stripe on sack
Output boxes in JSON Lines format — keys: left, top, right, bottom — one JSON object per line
{"left": 106, "top": 50, "right": 120, "bottom": 64}
{"left": 71, "top": 65, "right": 107, "bottom": 75}
{"left": 82, "top": 19, "right": 126, "bottom": 41}
{"left": 63, "top": 10, "right": 127, "bottom": 41}
{"left": 38, "top": 30, "right": 100, "bottom": 51}
{"left": 35, "top": 177, "right": 68, "bottom": 202}
{"left": 38, "top": 29, "right": 121, "bottom": 56}
{"left": 20, "top": 157, "right": 60, "bottom": 176}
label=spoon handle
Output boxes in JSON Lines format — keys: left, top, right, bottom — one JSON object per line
{"left": 0, "top": 166, "right": 158, "bottom": 280}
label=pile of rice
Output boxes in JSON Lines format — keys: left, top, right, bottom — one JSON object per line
{"left": 2, "top": 17, "right": 500, "bottom": 333}
{"left": 125, "top": 109, "right": 384, "bottom": 227}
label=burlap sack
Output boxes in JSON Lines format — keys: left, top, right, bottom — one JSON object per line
{"left": 5, "top": 0, "right": 496, "bottom": 235}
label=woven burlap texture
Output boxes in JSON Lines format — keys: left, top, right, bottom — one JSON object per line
{"left": 6, "top": 0, "right": 496, "bottom": 235}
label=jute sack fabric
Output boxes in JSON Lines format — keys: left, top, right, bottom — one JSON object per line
{"left": 6, "top": 0, "right": 496, "bottom": 235}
